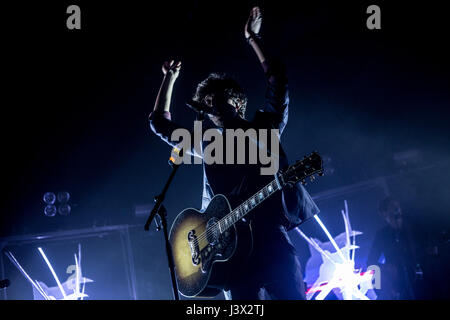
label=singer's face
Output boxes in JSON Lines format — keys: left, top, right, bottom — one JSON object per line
{"left": 204, "top": 94, "right": 239, "bottom": 127}
{"left": 204, "top": 94, "right": 241, "bottom": 127}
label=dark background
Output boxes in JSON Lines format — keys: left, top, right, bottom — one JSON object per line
{"left": 1, "top": 1, "right": 449, "bottom": 299}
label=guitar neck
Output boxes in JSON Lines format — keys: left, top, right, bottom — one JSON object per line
{"left": 217, "top": 176, "right": 282, "bottom": 233}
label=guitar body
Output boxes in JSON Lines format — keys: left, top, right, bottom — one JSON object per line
{"left": 169, "top": 194, "right": 253, "bottom": 297}
{"left": 168, "top": 152, "right": 323, "bottom": 298}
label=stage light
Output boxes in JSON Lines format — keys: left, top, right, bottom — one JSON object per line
{"left": 38, "top": 247, "right": 67, "bottom": 298}
{"left": 57, "top": 191, "right": 70, "bottom": 203}
{"left": 58, "top": 204, "right": 71, "bottom": 216}
{"left": 44, "top": 205, "right": 57, "bottom": 217}
{"left": 297, "top": 200, "right": 376, "bottom": 300}
{"left": 43, "top": 192, "right": 56, "bottom": 205}
{"left": 6, "top": 245, "right": 92, "bottom": 300}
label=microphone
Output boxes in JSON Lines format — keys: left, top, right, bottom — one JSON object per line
{"left": 185, "top": 100, "right": 219, "bottom": 116}
{"left": 0, "top": 279, "right": 10, "bottom": 289}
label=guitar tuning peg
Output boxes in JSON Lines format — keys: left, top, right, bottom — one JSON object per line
{"left": 310, "top": 175, "right": 316, "bottom": 182}
{"left": 301, "top": 179, "right": 307, "bottom": 186}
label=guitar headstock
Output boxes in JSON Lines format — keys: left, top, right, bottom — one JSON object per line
{"left": 281, "top": 151, "right": 324, "bottom": 186}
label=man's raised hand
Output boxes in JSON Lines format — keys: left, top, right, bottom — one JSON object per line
{"left": 162, "top": 60, "right": 182, "bottom": 80}
{"left": 245, "top": 6, "right": 262, "bottom": 40}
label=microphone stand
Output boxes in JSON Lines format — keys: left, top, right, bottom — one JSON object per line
{"left": 145, "top": 106, "right": 205, "bottom": 300}
{"left": 144, "top": 160, "right": 181, "bottom": 300}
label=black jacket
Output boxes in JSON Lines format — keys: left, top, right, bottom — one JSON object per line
{"left": 149, "top": 59, "right": 319, "bottom": 248}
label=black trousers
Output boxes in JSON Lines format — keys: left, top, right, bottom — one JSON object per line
{"left": 224, "top": 240, "right": 306, "bottom": 300}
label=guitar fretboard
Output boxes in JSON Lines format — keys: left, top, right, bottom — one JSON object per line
{"left": 217, "top": 178, "right": 281, "bottom": 233}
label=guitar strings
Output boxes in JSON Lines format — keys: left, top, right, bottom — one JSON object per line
{"left": 191, "top": 196, "right": 255, "bottom": 247}
{"left": 189, "top": 160, "right": 320, "bottom": 247}
{"left": 190, "top": 167, "right": 319, "bottom": 247}
{"left": 192, "top": 179, "right": 279, "bottom": 246}
{"left": 191, "top": 181, "right": 274, "bottom": 246}
{"left": 189, "top": 180, "right": 279, "bottom": 247}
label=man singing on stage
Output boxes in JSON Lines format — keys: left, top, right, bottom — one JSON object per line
{"left": 149, "top": 7, "right": 319, "bottom": 299}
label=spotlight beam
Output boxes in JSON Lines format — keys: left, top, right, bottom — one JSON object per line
{"left": 300, "top": 202, "right": 376, "bottom": 300}
{"left": 295, "top": 228, "right": 336, "bottom": 265}
{"left": 4, "top": 251, "right": 49, "bottom": 300}
{"left": 313, "top": 215, "right": 347, "bottom": 263}
{"left": 37, "top": 247, "right": 67, "bottom": 298}
{"left": 35, "top": 280, "right": 51, "bottom": 300}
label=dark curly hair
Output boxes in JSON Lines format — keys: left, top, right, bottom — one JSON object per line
{"left": 192, "top": 73, "right": 248, "bottom": 118}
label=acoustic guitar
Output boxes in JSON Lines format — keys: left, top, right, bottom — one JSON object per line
{"left": 169, "top": 152, "right": 323, "bottom": 297}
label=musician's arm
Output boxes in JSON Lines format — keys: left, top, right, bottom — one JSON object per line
{"left": 245, "top": 7, "right": 288, "bottom": 133}
{"left": 248, "top": 37, "right": 266, "bottom": 65}
{"left": 149, "top": 60, "right": 201, "bottom": 160}
{"left": 149, "top": 61, "right": 180, "bottom": 144}
{"left": 261, "top": 57, "right": 289, "bottom": 134}
{"left": 149, "top": 59, "right": 183, "bottom": 144}
{"left": 152, "top": 60, "right": 181, "bottom": 114}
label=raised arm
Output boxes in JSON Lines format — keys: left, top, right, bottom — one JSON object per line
{"left": 152, "top": 60, "right": 181, "bottom": 114}
{"left": 149, "top": 60, "right": 202, "bottom": 161}
{"left": 245, "top": 7, "right": 266, "bottom": 64}
{"left": 245, "top": 7, "right": 289, "bottom": 133}
{"left": 149, "top": 60, "right": 187, "bottom": 148}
